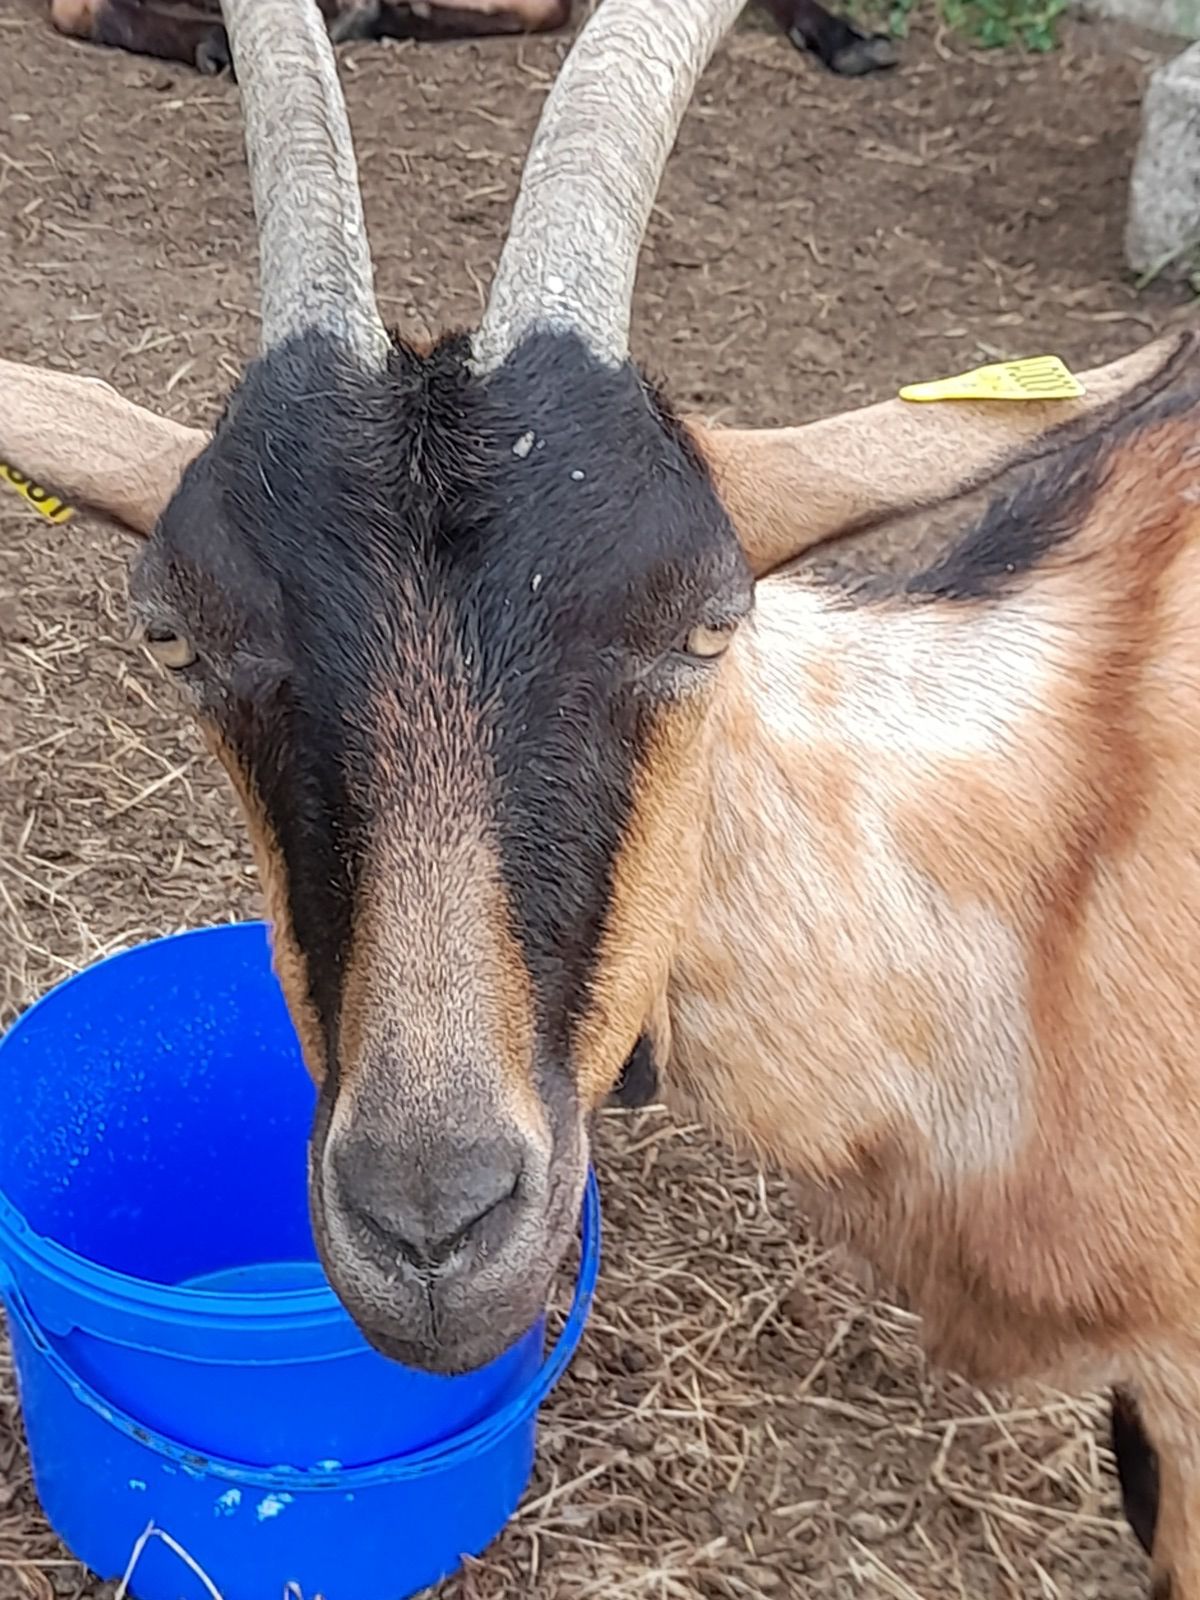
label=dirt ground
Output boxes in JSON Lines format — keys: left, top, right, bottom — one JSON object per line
{"left": 2, "top": 1, "right": 1198, "bottom": 1595}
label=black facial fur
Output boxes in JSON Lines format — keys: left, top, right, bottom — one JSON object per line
{"left": 137, "top": 327, "right": 748, "bottom": 1084}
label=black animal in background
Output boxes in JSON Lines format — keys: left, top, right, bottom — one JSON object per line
{"left": 49, "top": 0, "right": 898, "bottom": 79}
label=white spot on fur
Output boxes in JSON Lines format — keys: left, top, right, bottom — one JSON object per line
{"left": 753, "top": 583, "right": 1049, "bottom": 763}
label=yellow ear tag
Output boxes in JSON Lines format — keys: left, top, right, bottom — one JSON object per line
{"left": 0, "top": 460, "right": 75, "bottom": 524}
{"left": 899, "top": 355, "right": 1086, "bottom": 405}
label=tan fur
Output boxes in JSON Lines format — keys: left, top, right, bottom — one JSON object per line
{"left": 0, "top": 360, "right": 207, "bottom": 537}
{"left": 659, "top": 397, "right": 1200, "bottom": 1593}
{"left": 333, "top": 648, "right": 544, "bottom": 1146}
{"left": 689, "top": 331, "right": 1192, "bottom": 577}
{"left": 1142, "top": 1359, "right": 1200, "bottom": 1596}
{"left": 437, "top": 0, "right": 566, "bottom": 20}
{"left": 573, "top": 694, "right": 718, "bottom": 1103}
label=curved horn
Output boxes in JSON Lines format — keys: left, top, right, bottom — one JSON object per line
{"left": 220, "top": 0, "right": 389, "bottom": 368}
{"left": 471, "top": 0, "right": 744, "bottom": 375}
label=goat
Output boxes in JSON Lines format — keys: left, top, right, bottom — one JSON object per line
{"left": 48, "top": 0, "right": 572, "bottom": 73}
{"left": 4, "top": 0, "right": 1200, "bottom": 1590}
{"left": 5, "top": 357, "right": 1196, "bottom": 1596}
{"left": 48, "top": 0, "right": 898, "bottom": 79}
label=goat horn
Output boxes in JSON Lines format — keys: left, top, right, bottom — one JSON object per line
{"left": 220, "top": 0, "right": 389, "bottom": 368}
{"left": 471, "top": 0, "right": 745, "bottom": 375}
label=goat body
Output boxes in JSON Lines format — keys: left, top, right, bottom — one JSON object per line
{"left": 49, "top": 0, "right": 569, "bottom": 71}
{"left": 670, "top": 354, "right": 1200, "bottom": 1589}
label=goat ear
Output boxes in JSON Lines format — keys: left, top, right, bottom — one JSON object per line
{"left": 0, "top": 360, "right": 209, "bottom": 539}
{"left": 687, "top": 331, "right": 1195, "bottom": 579}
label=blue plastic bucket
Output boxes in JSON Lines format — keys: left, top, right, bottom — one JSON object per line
{"left": 0, "top": 921, "right": 600, "bottom": 1599}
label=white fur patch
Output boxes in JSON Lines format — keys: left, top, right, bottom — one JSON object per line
{"left": 752, "top": 582, "right": 1051, "bottom": 764}
{"left": 671, "top": 579, "right": 1039, "bottom": 1184}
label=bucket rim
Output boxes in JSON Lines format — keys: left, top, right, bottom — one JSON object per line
{"left": 0, "top": 1169, "right": 600, "bottom": 1488}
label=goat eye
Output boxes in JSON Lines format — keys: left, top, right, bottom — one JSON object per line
{"left": 683, "top": 621, "right": 736, "bottom": 661}
{"left": 144, "top": 628, "right": 198, "bottom": 671}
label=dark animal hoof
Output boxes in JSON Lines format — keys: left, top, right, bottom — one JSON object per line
{"left": 787, "top": 22, "right": 900, "bottom": 76}
{"left": 827, "top": 31, "right": 899, "bottom": 75}
{"left": 195, "top": 27, "right": 234, "bottom": 77}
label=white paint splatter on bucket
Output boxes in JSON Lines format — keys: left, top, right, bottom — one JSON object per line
{"left": 255, "top": 1492, "right": 294, "bottom": 1522}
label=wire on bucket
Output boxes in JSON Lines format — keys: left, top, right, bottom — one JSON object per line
{"left": 113, "top": 1521, "right": 329, "bottom": 1600}
{"left": 114, "top": 1521, "right": 224, "bottom": 1600}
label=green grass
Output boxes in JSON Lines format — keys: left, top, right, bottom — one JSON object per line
{"left": 849, "top": 0, "right": 1068, "bottom": 51}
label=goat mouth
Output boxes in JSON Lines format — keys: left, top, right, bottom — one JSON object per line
{"left": 306, "top": 1092, "right": 587, "bottom": 1373}
{"left": 329, "top": 1258, "right": 552, "bottom": 1375}
{"left": 356, "top": 1299, "right": 543, "bottom": 1377}
{"left": 311, "top": 1172, "right": 569, "bottom": 1375}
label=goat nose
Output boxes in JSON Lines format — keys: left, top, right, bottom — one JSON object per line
{"left": 332, "top": 1136, "right": 524, "bottom": 1270}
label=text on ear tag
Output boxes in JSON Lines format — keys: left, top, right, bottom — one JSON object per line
{"left": 0, "top": 461, "right": 75, "bottom": 524}
{"left": 899, "top": 356, "right": 1086, "bottom": 405}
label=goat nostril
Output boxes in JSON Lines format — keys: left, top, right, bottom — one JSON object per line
{"left": 398, "top": 1171, "right": 520, "bottom": 1270}
{"left": 333, "top": 1144, "right": 525, "bottom": 1273}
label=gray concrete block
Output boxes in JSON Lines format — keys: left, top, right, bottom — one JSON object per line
{"left": 1073, "top": 0, "right": 1200, "bottom": 38}
{"left": 1126, "top": 41, "right": 1200, "bottom": 280}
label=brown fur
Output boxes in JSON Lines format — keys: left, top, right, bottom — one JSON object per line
{"left": 202, "top": 725, "right": 329, "bottom": 1083}
{"left": 334, "top": 651, "right": 542, "bottom": 1133}
{"left": 663, "top": 385, "right": 1200, "bottom": 1594}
